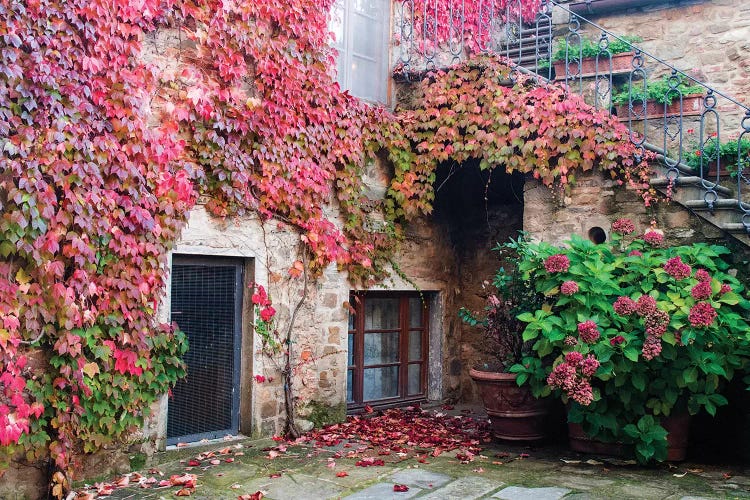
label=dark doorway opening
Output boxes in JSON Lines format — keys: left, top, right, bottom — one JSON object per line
{"left": 167, "top": 256, "right": 243, "bottom": 445}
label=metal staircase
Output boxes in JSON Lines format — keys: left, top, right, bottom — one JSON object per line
{"left": 395, "top": 0, "right": 750, "bottom": 244}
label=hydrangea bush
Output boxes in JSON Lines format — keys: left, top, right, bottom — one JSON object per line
{"left": 510, "top": 221, "right": 750, "bottom": 463}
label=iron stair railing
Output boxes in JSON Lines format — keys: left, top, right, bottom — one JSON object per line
{"left": 394, "top": 0, "right": 750, "bottom": 235}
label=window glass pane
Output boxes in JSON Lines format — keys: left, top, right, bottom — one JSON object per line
{"left": 364, "top": 297, "right": 399, "bottom": 330}
{"left": 348, "top": 306, "right": 355, "bottom": 331}
{"left": 352, "top": 12, "right": 380, "bottom": 59}
{"left": 364, "top": 366, "right": 399, "bottom": 401}
{"left": 364, "top": 332, "right": 399, "bottom": 365}
{"left": 348, "top": 333, "right": 354, "bottom": 366}
{"left": 353, "top": 0, "right": 381, "bottom": 16}
{"left": 347, "top": 369, "right": 353, "bottom": 402}
{"left": 408, "top": 364, "right": 422, "bottom": 395}
{"left": 350, "top": 57, "right": 381, "bottom": 103}
{"left": 408, "top": 330, "right": 422, "bottom": 361}
{"left": 409, "top": 297, "right": 423, "bottom": 328}
{"left": 330, "top": 0, "right": 345, "bottom": 48}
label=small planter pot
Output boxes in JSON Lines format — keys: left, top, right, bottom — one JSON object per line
{"left": 469, "top": 368, "right": 551, "bottom": 441}
{"left": 553, "top": 51, "right": 634, "bottom": 80}
{"left": 613, "top": 93, "right": 704, "bottom": 121}
{"left": 694, "top": 159, "right": 735, "bottom": 178}
{"left": 568, "top": 413, "right": 691, "bottom": 461}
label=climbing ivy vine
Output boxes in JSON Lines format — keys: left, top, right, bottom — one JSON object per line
{"left": 0, "top": 0, "right": 656, "bottom": 484}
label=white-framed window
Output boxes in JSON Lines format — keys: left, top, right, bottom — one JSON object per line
{"left": 330, "top": 0, "right": 390, "bottom": 104}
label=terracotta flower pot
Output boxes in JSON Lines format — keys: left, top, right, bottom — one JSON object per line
{"left": 614, "top": 93, "right": 704, "bottom": 121}
{"left": 469, "top": 368, "right": 551, "bottom": 441}
{"left": 553, "top": 51, "right": 634, "bottom": 80}
{"left": 568, "top": 413, "right": 691, "bottom": 461}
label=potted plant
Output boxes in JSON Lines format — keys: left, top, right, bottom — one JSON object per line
{"left": 685, "top": 136, "right": 750, "bottom": 178}
{"left": 542, "top": 35, "right": 641, "bottom": 81}
{"left": 460, "top": 235, "right": 551, "bottom": 441}
{"left": 510, "top": 220, "right": 750, "bottom": 463}
{"left": 612, "top": 76, "right": 705, "bottom": 120}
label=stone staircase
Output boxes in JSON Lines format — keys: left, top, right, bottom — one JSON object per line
{"left": 536, "top": 1, "right": 750, "bottom": 246}
{"left": 647, "top": 143, "right": 750, "bottom": 244}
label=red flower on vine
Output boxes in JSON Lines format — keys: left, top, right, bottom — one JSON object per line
{"left": 260, "top": 306, "right": 276, "bottom": 322}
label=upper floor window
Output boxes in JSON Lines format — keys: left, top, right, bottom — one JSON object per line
{"left": 330, "top": 0, "right": 390, "bottom": 104}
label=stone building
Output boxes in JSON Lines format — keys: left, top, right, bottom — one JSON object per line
{"left": 152, "top": 0, "right": 750, "bottom": 452}
{"left": 6, "top": 2, "right": 750, "bottom": 496}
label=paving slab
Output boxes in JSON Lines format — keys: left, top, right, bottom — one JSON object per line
{"left": 421, "top": 476, "right": 503, "bottom": 499}
{"left": 388, "top": 468, "right": 451, "bottom": 489}
{"left": 551, "top": 472, "right": 616, "bottom": 490}
{"left": 492, "top": 485, "right": 572, "bottom": 500}
{"left": 243, "top": 473, "right": 344, "bottom": 499}
{"left": 342, "top": 481, "right": 423, "bottom": 499}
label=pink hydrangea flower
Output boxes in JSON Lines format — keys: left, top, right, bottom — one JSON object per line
{"left": 547, "top": 363, "right": 577, "bottom": 392}
{"left": 635, "top": 295, "right": 657, "bottom": 316}
{"left": 720, "top": 283, "right": 732, "bottom": 295}
{"left": 580, "top": 355, "right": 600, "bottom": 377}
{"left": 644, "top": 230, "right": 664, "bottom": 247}
{"left": 691, "top": 281, "right": 713, "bottom": 301}
{"left": 577, "top": 320, "right": 601, "bottom": 344}
{"left": 695, "top": 269, "right": 711, "bottom": 283}
{"left": 664, "top": 256, "right": 692, "bottom": 281}
{"left": 561, "top": 280, "right": 579, "bottom": 296}
{"left": 644, "top": 309, "right": 670, "bottom": 337}
{"left": 642, "top": 335, "right": 662, "bottom": 361}
{"left": 565, "top": 351, "right": 584, "bottom": 366}
{"left": 628, "top": 250, "right": 643, "bottom": 257}
{"left": 689, "top": 302, "right": 717, "bottom": 327}
{"left": 570, "top": 379, "right": 595, "bottom": 406}
{"left": 612, "top": 218, "right": 636, "bottom": 234}
{"left": 613, "top": 296, "right": 637, "bottom": 316}
{"left": 544, "top": 254, "right": 570, "bottom": 273}
{"left": 564, "top": 335, "right": 578, "bottom": 346}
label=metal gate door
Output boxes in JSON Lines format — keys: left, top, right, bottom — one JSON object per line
{"left": 167, "top": 256, "right": 243, "bottom": 444}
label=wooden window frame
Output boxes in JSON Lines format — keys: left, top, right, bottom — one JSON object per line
{"left": 347, "top": 291, "right": 429, "bottom": 412}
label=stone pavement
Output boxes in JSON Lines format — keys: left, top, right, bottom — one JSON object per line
{"left": 77, "top": 407, "right": 750, "bottom": 500}
{"left": 78, "top": 438, "right": 750, "bottom": 499}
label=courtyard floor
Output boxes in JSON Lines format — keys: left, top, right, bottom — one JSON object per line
{"left": 76, "top": 405, "right": 750, "bottom": 500}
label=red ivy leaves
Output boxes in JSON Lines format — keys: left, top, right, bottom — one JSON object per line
{"left": 388, "top": 56, "right": 656, "bottom": 219}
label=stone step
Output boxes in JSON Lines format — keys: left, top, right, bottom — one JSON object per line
{"left": 684, "top": 198, "right": 750, "bottom": 211}
{"left": 719, "top": 222, "right": 750, "bottom": 234}
{"left": 650, "top": 176, "right": 733, "bottom": 197}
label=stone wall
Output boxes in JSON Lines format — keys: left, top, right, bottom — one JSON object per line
{"left": 523, "top": 170, "right": 750, "bottom": 256}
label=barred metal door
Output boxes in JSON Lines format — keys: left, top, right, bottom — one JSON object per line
{"left": 167, "top": 256, "right": 243, "bottom": 445}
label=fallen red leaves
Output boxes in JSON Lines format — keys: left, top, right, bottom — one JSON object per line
{"left": 393, "top": 484, "right": 409, "bottom": 492}
{"left": 73, "top": 444, "right": 246, "bottom": 497}
{"left": 303, "top": 406, "right": 490, "bottom": 462}
{"left": 355, "top": 458, "right": 385, "bottom": 467}
{"left": 238, "top": 493, "right": 264, "bottom": 500}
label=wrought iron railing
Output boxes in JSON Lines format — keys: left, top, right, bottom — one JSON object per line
{"left": 394, "top": 0, "right": 750, "bottom": 234}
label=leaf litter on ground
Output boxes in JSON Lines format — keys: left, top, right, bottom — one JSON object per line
{"left": 299, "top": 405, "right": 491, "bottom": 466}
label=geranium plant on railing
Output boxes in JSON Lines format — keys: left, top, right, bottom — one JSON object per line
{"left": 510, "top": 220, "right": 750, "bottom": 463}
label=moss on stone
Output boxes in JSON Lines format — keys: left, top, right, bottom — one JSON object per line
{"left": 129, "top": 452, "right": 147, "bottom": 471}
{"left": 303, "top": 401, "right": 347, "bottom": 428}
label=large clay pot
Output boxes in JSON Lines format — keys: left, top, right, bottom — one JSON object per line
{"left": 568, "top": 413, "right": 691, "bottom": 461}
{"left": 469, "top": 368, "right": 551, "bottom": 441}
